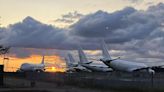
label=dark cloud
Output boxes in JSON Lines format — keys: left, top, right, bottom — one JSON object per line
{"left": 0, "top": 16, "right": 70, "bottom": 49}
{"left": 54, "top": 11, "right": 84, "bottom": 24}
{"left": 9, "top": 47, "right": 65, "bottom": 58}
{"left": 71, "top": 7, "right": 136, "bottom": 38}
{"left": 62, "top": 11, "right": 84, "bottom": 19}
{"left": 55, "top": 19, "right": 74, "bottom": 24}
{"left": 0, "top": 3, "right": 164, "bottom": 62}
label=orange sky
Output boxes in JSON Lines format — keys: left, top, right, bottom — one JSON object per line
{"left": 0, "top": 55, "right": 66, "bottom": 72}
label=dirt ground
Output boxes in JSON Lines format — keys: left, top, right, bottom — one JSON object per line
{"left": 1, "top": 76, "right": 114, "bottom": 92}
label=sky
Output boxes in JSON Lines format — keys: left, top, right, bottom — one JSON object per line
{"left": 0, "top": 0, "right": 163, "bottom": 27}
{"left": 0, "top": 0, "right": 164, "bottom": 72}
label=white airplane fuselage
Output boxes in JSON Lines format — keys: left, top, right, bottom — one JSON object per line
{"left": 102, "top": 59, "right": 148, "bottom": 72}
{"left": 65, "top": 53, "right": 90, "bottom": 73}
{"left": 78, "top": 46, "right": 112, "bottom": 72}
{"left": 19, "top": 63, "right": 45, "bottom": 72}
{"left": 100, "top": 40, "right": 155, "bottom": 74}
{"left": 81, "top": 64, "right": 112, "bottom": 72}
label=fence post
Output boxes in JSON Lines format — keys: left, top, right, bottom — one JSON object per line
{"left": 0, "top": 65, "right": 4, "bottom": 86}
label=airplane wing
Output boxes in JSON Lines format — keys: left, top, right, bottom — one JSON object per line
{"left": 128, "top": 67, "right": 148, "bottom": 72}
{"left": 127, "top": 63, "right": 164, "bottom": 73}
{"left": 125, "top": 61, "right": 164, "bottom": 72}
{"left": 143, "top": 62, "right": 164, "bottom": 68}
{"left": 145, "top": 62, "right": 164, "bottom": 67}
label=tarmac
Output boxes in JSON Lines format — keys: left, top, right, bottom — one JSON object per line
{"left": 1, "top": 72, "right": 164, "bottom": 92}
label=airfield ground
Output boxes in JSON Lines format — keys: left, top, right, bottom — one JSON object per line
{"left": 1, "top": 72, "right": 164, "bottom": 92}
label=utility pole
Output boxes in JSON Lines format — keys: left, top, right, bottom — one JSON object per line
{"left": 3, "top": 56, "right": 9, "bottom": 72}
{"left": 0, "top": 46, "right": 10, "bottom": 72}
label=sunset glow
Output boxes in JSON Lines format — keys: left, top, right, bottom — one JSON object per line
{"left": 51, "top": 67, "right": 56, "bottom": 71}
{"left": 0, "top": 54, "right": 66, "bottom": 72}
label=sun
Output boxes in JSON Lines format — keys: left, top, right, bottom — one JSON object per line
{"left": 46, "top": 66, "right": 66, "bottom": 72}
{"left": 51, "top": 67, "right": 56, "bottom": 71}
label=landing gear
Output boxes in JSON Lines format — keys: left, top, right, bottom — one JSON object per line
{"left": 35, "top": 70, "right": 44, "bottom": 73}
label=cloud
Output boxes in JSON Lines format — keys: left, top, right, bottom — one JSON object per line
{"left": 54, "top": 11, "right": 84, "bottom": 24}
{"left": 70, "top": 7, "right": 136, "bottom": 39}
{"left": 146, "top": 2, "right": 155, "bottom": 6}
{"left": 9, "top": 47, "right": 66, "bottom": 58}
{"left": 55, "top": 19, "right": 74, "bottom": 24}
{"left": 0, "top": 3, "right": 164, "bottom": 62}
{"left": 126, "top": 0, "right": 143, "bottom": 3}
{"left": 0, "top": 16, "right": 70, "bottom": 49}
{"left": 62, "top": 11, "right": 84, "bottom": 19}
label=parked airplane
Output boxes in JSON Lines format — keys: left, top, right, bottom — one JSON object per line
{"left": 78, "top": 47, "right": 112, "bottom": 72}
{"left": 17, "top": 56, "right": 45, "bottom": 72}
{"left": 65, "top": 53, "right": 90, "bottom": 72}
{"left": 99, "top": 40, "right": 155, "bottom": 74}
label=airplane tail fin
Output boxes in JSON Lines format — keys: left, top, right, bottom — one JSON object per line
{"left": 78, "top": 46, "right": 92, "bottom": 64}
{"left": 66, "top": 53, "right": 78, "bottom": 67}
{"left": 65, "top": 57, "right": 70, "bottom": 67}
{"left": 65, "top": 57, "right": 72, "bottom": 68}
{"left": 41, "top": 56, "right": 45, "bottom": 64}
{"left": 101, "top": 40, "right": 112, "bottom": 60}
{"left": 68, "top": 53, "right": 76, "bottom": 63}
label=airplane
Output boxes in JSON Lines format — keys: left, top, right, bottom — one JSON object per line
{"left": 65, "top": 53, "right": 78, "bottom": 72}
{"left": 65, "top": 53, "right": 90, "bottom": 72}
{"left": 78, "top": 46, "right": 112, "bottom": 72}
{"left": 99, "top": 40, "right": 156, "bottom": 74}
{"left": 17, "top": 56, "right": 45, "bottom": 72}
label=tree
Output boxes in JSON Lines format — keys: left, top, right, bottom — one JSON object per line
{"left": 0, "top": 45, "right": 10, "bottom": 55}
{"left": 0, "top": 45, "right": 10, "bottom": 66}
